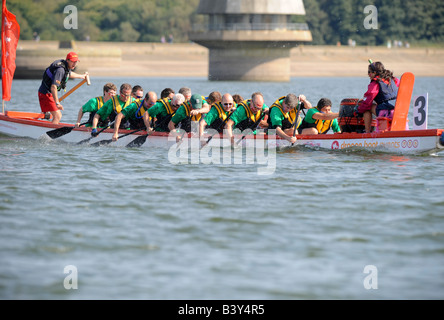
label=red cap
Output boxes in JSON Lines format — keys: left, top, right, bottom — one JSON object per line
{"left": 66, "top": 52, "right": 79, "bottom": 62}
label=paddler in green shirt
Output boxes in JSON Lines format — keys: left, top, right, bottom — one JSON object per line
{"left": 225, "top": 92, "right": 269, "bottom": 145}
{"left": 75, "top": 82, "right": 117, "bottom": 128}
{"left": 90, "top": 83, "right": 133, "bottom": 136}
{"left": 146, "top": 93, "right": 185, "bottom": 132}
{"left": 199, "top": 93, "right": 235, "bottom": 146}
{"left": 168, "top": 93, "right": 208, "bottom": 133}
{"left": 297, "top": 98, "right": 341, "bottom": 135}
{"left": 267, "top": 93, "right": 313, "bottom": 144}
{"left": 111, "top": 91, "right": 158, "bottom": 141}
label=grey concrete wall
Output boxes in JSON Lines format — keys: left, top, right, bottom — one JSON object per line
{"left": 208, "top": 47, "right": 291, "bottom": 81}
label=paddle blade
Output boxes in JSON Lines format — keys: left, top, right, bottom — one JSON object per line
{"left": 90, "top": 139, "right": 113, "bottom": 147}
{"left": 76, "top": 137, "right": 93, "bottom": 145}
{"left": 46, "top": 126, "right": 74, "bottom": 139}
{"left": 126, "top": 134, "right": 148, "bottom": 148}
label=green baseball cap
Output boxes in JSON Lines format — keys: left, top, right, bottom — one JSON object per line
{"left": 190, "top": 93, "right": 203, "bottom": 109}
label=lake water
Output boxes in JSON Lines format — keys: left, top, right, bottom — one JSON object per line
{"left": 1, "top": 76, "right": 444, "bottom": 300}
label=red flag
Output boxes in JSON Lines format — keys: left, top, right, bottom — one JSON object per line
{"left": 1, "top": 0, "right": 20, "bottom": 101}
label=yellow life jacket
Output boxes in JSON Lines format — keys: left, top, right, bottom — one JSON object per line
{"left": 134, "top": 99, "right": 152, "bottom": 121}
{"left": 96, "top": 96, "right": 104, "bottom": 110}
{"left": 111, "top": 95, "right": 132, "bottom": 113}
{"left": 212, "top": 102, "right": 229, "bottom": 121}
{"left": 238, "top": 99, "right": 261, "bottom": 122}
{"left": 269, "top": 97, "right": 300, "bottom": 129}
{"left": 183, "top": 101, "right": 202, "bottom": 122}
{"left": 315, "top": 117, "right": 333, "bottom": 134}
{"left": 158, "top": 98, "right": 175, "bottom": 115}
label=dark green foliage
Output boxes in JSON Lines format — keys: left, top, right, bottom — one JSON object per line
{"left": 5, "top": 0, "right": 443, "bottom": 45}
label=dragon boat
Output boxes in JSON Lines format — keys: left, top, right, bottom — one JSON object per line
{"left": 1, "top": 72, "right": 443, "bottom": 155}
{"left": 0, "top": 109, "right": 443, "bottom": 155}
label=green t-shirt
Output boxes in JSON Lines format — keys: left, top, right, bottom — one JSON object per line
{"left": 269, "top": 104, "right": 286, "bottom": 128}
{"left": 204, "top": 105, "right": 229, "bottom": 127}
{"left": 96, "top": 95, "right": 134, "bottom": 120}
{"left": 121, "top": 101, "right": 147, "bottom": 120}
{"left": 230, "top": 101, "right": 268, "bottom": 126}
{"left": 171, "top": 104, "right": 189, "bottom": 124}
{"left": 82, "top": 97, "right": 102, "bottom": 113}
{"left": 304, "top": 108, "right": 341, "bottom": 133}
{"left": 147, "top": 100, "right": 175, "bottom": 132}
{"left": 147, "top": 101, "right": 170, "bottom": 119}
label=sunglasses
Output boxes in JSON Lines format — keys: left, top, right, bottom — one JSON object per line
{"left": 224, "top": 103, "right": 233, "bottom": 106}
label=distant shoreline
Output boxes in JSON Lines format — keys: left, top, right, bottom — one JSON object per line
{"left": 15, "top": 40, "right": 444, "bottom": 78}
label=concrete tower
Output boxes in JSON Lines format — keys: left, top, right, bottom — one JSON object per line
{"left": 189, "top": 0, "right": 312, "bottom": 81}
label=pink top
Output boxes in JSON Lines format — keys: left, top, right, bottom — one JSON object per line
{"left": 358, "top": 77, "right": 400, "bottom": 113}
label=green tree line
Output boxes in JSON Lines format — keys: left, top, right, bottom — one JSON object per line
{"left": 301, "top": 0, "right": 444, "bottom": 46}
{"left": 6, "top": 0, "right": 444, "bottom": 46}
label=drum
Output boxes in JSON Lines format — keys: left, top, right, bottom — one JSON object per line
{"left": 339, "top": 98, "right": 359, "bottom": 117}
{"left": 338, "top": 98, "right": 366, "bottom": 133}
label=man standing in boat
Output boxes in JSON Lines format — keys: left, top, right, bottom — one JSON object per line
{"left": 38, "top": 52, "right": 89, "bottom": 124}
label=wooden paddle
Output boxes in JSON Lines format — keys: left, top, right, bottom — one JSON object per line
{"left": 76, "top": 121, "right": 115, "bottom": 145}
{"left": 91, "top": 127, "right": 146, "bottom": 147}
{"left": 59, "top": 74, "right": 91, "bottom": 102}
{"left": 235, "top": 111, "right": 264, "bottom": 146}
{"left": 46, "top": 121, "right": 89, "bottom": 139}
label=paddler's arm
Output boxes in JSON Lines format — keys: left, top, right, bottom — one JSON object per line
{"left": 142, "top": 112, "right": 153, "bottom": 133}
{"left": 69, "top": 71, "right": 89, "bottom": 80}
{"left": 312, "top": 112, "right": 339, "bottom": 120}
{"left": 298, "top": 95, "right": 312, "bottom": 109}
{"left": 258, "top": 105, "right": 269, "bottom": 128}
{"left": 51, "top": 84, "right": 63, "bottom": 111}
{"left": 168, "top": 120, "right": 178, "bottom": 136}
{"left": 75, "top": 106, "right": 84, "bottom": 127}
{"left": 112, "top": 113, "right": 125, "bottom": 141}
{"left": 91, "top": 113, "right": 101, "bottom": 136}
{"left": 190, "top": 102, "right": 211, "bottom": 116}
{"left": 276, "top": 126, "right": 297, "bottom": 144}
{"left": 199, "top": 119, "right": 208, "bottom": 145}
{"left": 225, "top": 119, "right": 235, "bottom": 145}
